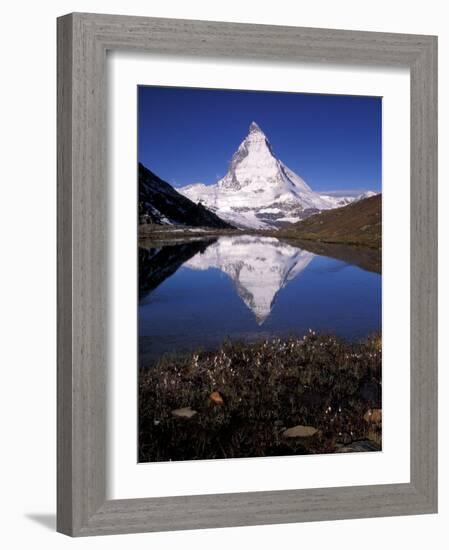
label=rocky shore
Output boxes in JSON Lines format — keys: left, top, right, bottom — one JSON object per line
{"left": 139, "top": 332, "right": 382, "bottom": 462}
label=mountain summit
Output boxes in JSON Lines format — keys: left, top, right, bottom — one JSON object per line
{"left": 249, "top": 120, "right": 262, "bottom": 133}
{"left": 178, "top": 122, "right": 370, "bottom": 229}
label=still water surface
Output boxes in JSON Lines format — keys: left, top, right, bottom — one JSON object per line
{"left": 139, "top": 235, "right": 381, "bottom": 365}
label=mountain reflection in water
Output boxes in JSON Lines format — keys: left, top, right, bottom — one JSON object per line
{"left": 185, "top": 236, "right": 314, "bottom": 324}
{"left": 139, "top": 235, "right": 381, "bottom": 365}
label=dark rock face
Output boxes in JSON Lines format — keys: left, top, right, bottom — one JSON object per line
{"left": 139, "top": 163, "right": 232, "bottom": 228}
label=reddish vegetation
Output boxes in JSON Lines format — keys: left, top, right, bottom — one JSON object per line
{"left": 281, "top": 194, "right": 382, "bottom": 248}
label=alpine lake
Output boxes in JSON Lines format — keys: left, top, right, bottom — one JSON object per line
{"left": 138, "top": 232, "right": 382, "bottom": 462}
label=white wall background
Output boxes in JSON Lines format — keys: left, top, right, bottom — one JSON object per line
{"left": 0, "top": 1, "right": 446, "bottom": 548}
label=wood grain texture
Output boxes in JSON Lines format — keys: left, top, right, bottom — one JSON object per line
{"left": 409, "top": 36, "right": 438, "bottom": 508}
{"left": 57, "top": 13, "right": 74, "bottom": 536}
{"left": 57, "top": 12, "right": 438, "bottom": 536}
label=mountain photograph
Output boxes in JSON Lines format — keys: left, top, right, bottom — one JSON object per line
{"left": 138, "top": 86, "right": 382, "bottom": 462}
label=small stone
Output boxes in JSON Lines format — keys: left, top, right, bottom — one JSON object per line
{"left": 209, "top": 391, "right": 224, "bottom": 405}
{"left": 171, "top": 407, "right": 197, "bottom": 419}
{"left": 363, "top": 408, "right": 382, "bottom": 424}
{"left": 282, "top": 425, "right": 318, "bottom": 438}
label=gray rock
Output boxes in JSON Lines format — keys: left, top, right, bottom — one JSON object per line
{"left": 282, "top": 425, "right": 318, "bottom": 438}
{"left": 171, "top": 407, "right": 197, "bottom": 419}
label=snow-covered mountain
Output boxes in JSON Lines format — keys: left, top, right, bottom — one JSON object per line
{"left": 353, "top": 190, "right": 377, "bottom": 201}
{"left": 185, "top": 235, "right": 314, "bottom": 324}
{"left": 320, "top": 190, "right": 377, "bottom": 207}
{"left": 178, "top": 122, "right": 377, "bottom": 229}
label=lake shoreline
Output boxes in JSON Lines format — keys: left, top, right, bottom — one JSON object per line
{"left": 139, "top": 224, "right": 382, "bottom": 250}
{"left": 139, "top": 332, "right": 382, "bottom": 463}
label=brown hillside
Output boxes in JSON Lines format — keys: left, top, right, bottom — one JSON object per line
{"left": 280, "top": 194, "right": 382, "bottom": 249}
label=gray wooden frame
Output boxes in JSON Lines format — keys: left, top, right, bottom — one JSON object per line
{"left": 57, "top": 12, "right": 438, "bottom": 537}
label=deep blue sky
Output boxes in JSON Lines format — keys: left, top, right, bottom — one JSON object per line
{"left": 138, "top": 86, "right": 381, "bottom": 193}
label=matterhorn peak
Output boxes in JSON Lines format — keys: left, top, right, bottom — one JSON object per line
{"left": 178, "top": 123, "right": 359, "bottom": 229}
{"left": 246, "top": 122, "right": 269, "bottom": 145}
{"left": 249, "top": 121, "right": 264, "bottom": 135}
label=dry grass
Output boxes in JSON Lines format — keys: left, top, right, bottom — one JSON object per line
{"left": 139, "top": 332, "right": 382, "bottom": 462}
{"left": 280, "top": 194, "right": 382, "bottom": 248}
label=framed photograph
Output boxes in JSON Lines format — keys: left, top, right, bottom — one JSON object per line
{"left": 57, "top": 13, "right": 437, "bottom": 536}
